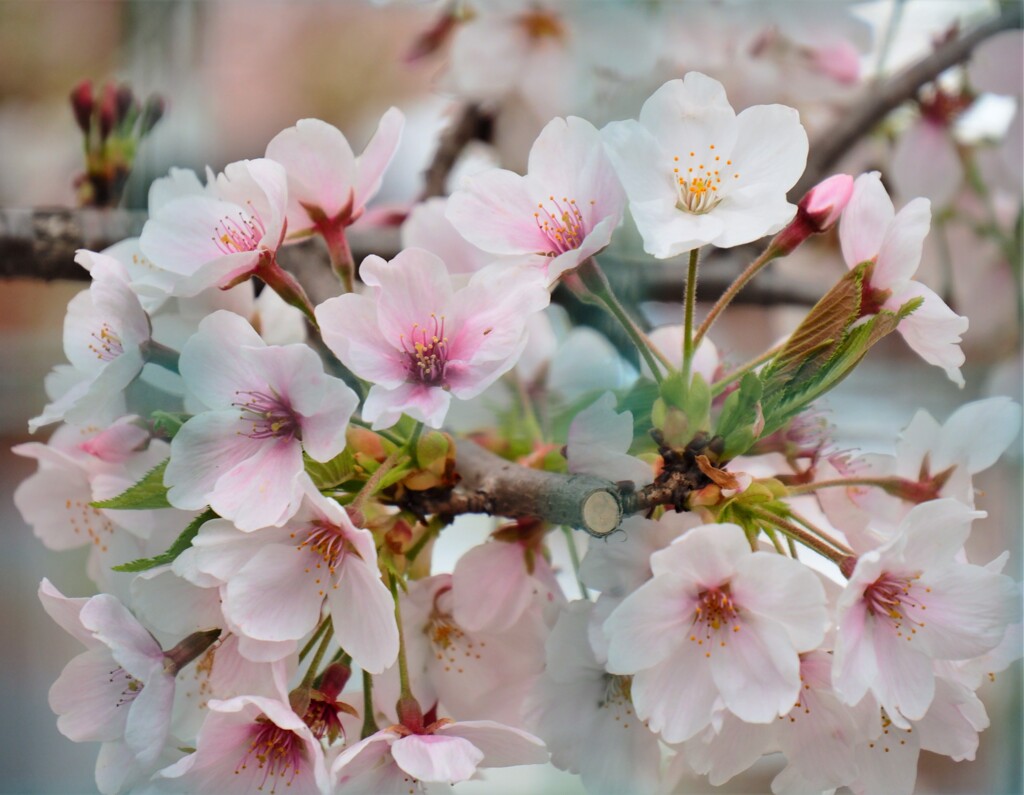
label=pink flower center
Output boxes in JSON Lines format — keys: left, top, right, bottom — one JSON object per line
{"left": 688, "top": 585, "right": 741, "bottom": 655}
{"left": 534, "top": 195, "right": 592, "bottom": 255}
{"left": 212, "top": 203, "right": 266, "bottom": 255}
{"left": 863, "top": 571, "right": 928, "bottom": 640}
{"left": 400, "top": 314, "right": 450, "bottom": 387}
{"left": 89, "top": 323, "right": 124, "bottom": 362}
{"left": 235, "top": 718, "right": 306, "bottom": 793}
{"left": 233, "top": 388, "right": 301, "bottom": 441}
{"left": 109, "top": 666, "right": 143, "bottom": 708}
{"left": 294, "top": 521, "right": 358, "bottom": 594}
{"left": 672, "top": 145, "right": 739, "bottom": 214}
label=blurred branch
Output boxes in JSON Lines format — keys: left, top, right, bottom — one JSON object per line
{"left": 420, "top": 103, "right": 493, "bottom": 198}
{"left": 794, "top": 4, "right": 1023, "bottom": 196}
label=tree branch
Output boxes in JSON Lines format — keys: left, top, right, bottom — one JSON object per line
{"left": 793, "top": 5, "right": 1022, "bottom": 197}
{"left": 420, "top": 103, "right": 493, "bottom": 199}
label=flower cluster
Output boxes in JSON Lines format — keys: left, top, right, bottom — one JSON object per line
{"left": 18, "top": 68, "right": 1020, "bottom": 795}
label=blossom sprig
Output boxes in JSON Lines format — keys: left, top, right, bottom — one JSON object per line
{"left": 18, "top": 65, "right": 1023, "bottom": 795}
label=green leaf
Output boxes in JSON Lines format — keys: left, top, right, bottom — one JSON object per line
{"left": 91, "top": 459, "right": 171, "bottom": 510}
{"left": 715, "top": 372, "right": 763, "bottom": 461}
{"left": 305, "top": 450, "right": 356, "bottom": 490}
{"left": 150, "top": 411, "right": 189, "bottom": 440}
{"left": 112, "top": 508, "right": 217, "bottom": 572}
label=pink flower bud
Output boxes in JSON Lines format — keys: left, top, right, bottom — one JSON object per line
{"left": 98, "top": 81, "right": 117, "bottom": 141}
{"left": 69, "top": 79, "right": 93, "bottom": 134}
{"left": 799, "top": 173, "right": 855, "bottom": 232}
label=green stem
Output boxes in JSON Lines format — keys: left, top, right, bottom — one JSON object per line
{"left": 693, "top": 247, "right": 778, "bottom": 349}
{"left": 512, "top": 371, "right": 544, "bottom": 444}
{"left": 750, "top": 507, "right": 848, "bottom": 563}
{"left": 786, "top": 475, "right": 908, "bottom": 496}
{"left": 300, "top": 620, "right": 334, "bottom": 689}
{"left": 388, "top": 572, "right": 414, "bottom": 702}
{"left": 143, "top": 340, "right": 180, "bottom": 374}
{"left": 360, "top": 670, "right": 379, "bottom": 739}
{"left": 574, "top": 258, "right": 672, "bottom": 382}
{"left": 681, "top": 248, "right": 700, "bottom": 385}
{"left": 298, "top": 618, "right": 332, "bottom": 663}
{"left": 407, "top": 421, "right": 425, "bottom": 468}
{"left": 711, "top": 342, "right": 784, "bottom": 395}
{"left": 350, "top": 446, "right": 407, "bottom": 515}
{"left": 788, "top": 508, "right": 855, "bottom": 556}
{"left": 561, "top": 526, "right": 590, "bottom": 601}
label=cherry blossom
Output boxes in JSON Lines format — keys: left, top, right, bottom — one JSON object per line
{"left": 265, "top": 110, "right": 403, "bottom": 235}
{"left": 332, "top": 717, "right": 547, "bottom": 794}
{"left": 839, "top": 171, "right": 968, "bottom": 386}
{"left": 526, "top": 601, "right": 662, "bottom": 795}
{"left": 191, "top": 485, "right": 398, "bottom": 674}
{"left": 832, "top": 499, "right": 1018, "bottom": 727}
{"left": 138, "top": 158, "right": 291, "bottom": 297}
{"left": 602, "top": 72, "right": 809, "bottom": 257}
{"left": 40, "top": 580, "right": 177, "bottom": 795}
{"left": 30, "top": 255, "right": 151, "bottom": 432}
{"left": 565, "top": 391, "right": 653, "bottom": 487}
{"left": 315, "top": 248, "right": 549, "bottom": 429}
{"left": 603, "top": 523, "right": 828, "bottom": 742}
{"left": 155, "top": 695, "right": 330, "bottom": 795}
{"left": 401, "top": 196, "right": 500, "bottom": 276}
{"left": 446, "top": 115, "right": 625, "bottom": 283}
{"left": 164, "top": 310, "right": 358, "bottom": 531}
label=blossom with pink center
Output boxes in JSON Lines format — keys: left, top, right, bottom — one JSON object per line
{"left": 164, "top": 310, "right": 358, "bottom": 531}
{"left": 832, "top": 499, "right": 1019, "bottom": 727}
{"left": 315, "top": 248, "right": 549, "bottom": 429}
{"left": 446, "top": 115, "right": 625, "bottom": 283}
{"left": 189, "top": 485, "right": 398, "bottom": 673}
{"left": 331, "top": 717, "right": 547, "bottom": 793}
{"left": 817, "top": 397, "right": 1022, "bottom": 550}
{"left": 839, "top": 171, "right": 968, "bottom": 386}
{"left": 601, "top": 72, "right": 809, "bottom": 258}
{"left": 374, "top": 574, "right": 547, "bottom": 729}
{"left": 40, "top": 580, "right": 177, "bottom": 795}
{"left": 30, "top": 255, "right": 151, "bottom": 432}
{"left": 265, "top": 110, "right": 403, "bottom": 236}
{"left": 138, "top": 158, "right": 289, "bottom": 296}
{"left": 155, "top": 695, "right": 330, "bottom": 795}
{"left": 603, "top": 523, "right": 829, "bottom": 743}
{"left": 526, "top": 601, "right": 662, "bottom": 795}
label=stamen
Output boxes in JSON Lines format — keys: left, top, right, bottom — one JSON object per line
{"left": 233, "top": 388, "right": 300, "bottom": 441}
{"left": 88, "top": 323, "right": 124, "bottom": 361}
{"left": 689, "top": 585, "right": 740, "bottom": 655}
{"left": 235, "top": 717, "right": 305, "bottom": 793}
{"left": 672, "top": 148, "right": 739, "bottom": 214}
{"left": 863, "top": 571, "right": 928, "bottom": 640}
{"left": 211, "top": 202, "right": 266, "bottom": 255}
{"left": 400, "top": 314, "right": 450, "bottom": 387}
{"left": 534, "top": 195, "right": 588, "bottom": 256}
{"left": 108, "top": 667, "right": 143, "bottom": 708}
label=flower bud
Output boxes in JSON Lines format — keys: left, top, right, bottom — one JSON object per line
{"left": 139, "top": 94, "right": 166, "bottom": 136}
{"left": 115, "top": 82, "right": 135, "bottom": 126}
{"left": 98, "top": 81, "right": 117, "bottom": 141}
{"left": 769, "top": 173, "right": 854, "bottom": 255}
{"left": 69, "top": 79, "right": 94, "bottom": 135}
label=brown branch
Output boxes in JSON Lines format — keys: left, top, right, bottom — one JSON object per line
{"left": 794, "top": 5, "right": 1023, "bottom": 197}
{"left": 420, "top": 103, "right": 493, "bottom": 199}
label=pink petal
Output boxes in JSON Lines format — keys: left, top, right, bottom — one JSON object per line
{"left": 874, "top": 197, "right": 931, "bottom": 288}
{"left": 604, "top": 575, "right": 691, "bottom": 673}
{"left": 839, "top": 172, "right": 893, "bottom": 268}
{"left": 208, "top": 438, "right": 305, "bottom": 531}
{"left": 446, "top": 168, "right": 553, "bottom": 255}
{"left": 315, "top": 293, "right": 409, "bottom": 388}
{"left": 361, "top": 250, "right": 454, "bottom": 346}
{"left": 889, "top": 280, "right": 967, "bottom": 387}
{"left": 732, "top": 552, "right": 828, "bottom": 651}
{"left": 452, "top": 541, "right": 533, "bottom": 633}
{"left": 390, "top": 734, "right": 483, "bottom": 783}
{"left": 50, "top": 648, "right": 129, "bottom": 742}
{"left": 632, "top": 645, "right": 718, "bottom": 743}
{"left": 79, "top": 594, "right": 164, "bottom": 678}
{"left": 354, "top": 106, "right": 405, "bottom": 209}
{"left": 328, "top": 555, "right": 399, "bottom": 674}
{"left": 38, "top": 578, "right": 95, "bottom": 647}
{"left": 438, "top": 720, "right": 549, "bottom": 767}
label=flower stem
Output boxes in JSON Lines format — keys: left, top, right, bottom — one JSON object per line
{"left": 300, "top": 619, "right": 334, "bottom": 689}
{"left": 786, "top": 476, "right": 911, "bottom": 497}
{"left": 350, "top": 446, "right": 407, "bottom": 516}
{"left": 258, "top": 254, "right": 319, "bottom": 329}
{"left": 143, "top": 340, "right": 180, "bottom": 374}
{"left": 788, "top": 508, "right": 855, "bottom": 556}
{"left": 681, "top": 248, "right": 700, "bottom": 385}
{"left": 360, "top": 670, "right": 379, "bottom": 739}
{"left": 574, "top": 258, "right": 672, "bottom": 382}
{"left": 298, "top": 618, "right": 332, "bottom": 663}
{"left": 561, "top": 525, "right": 590, "bottom": 601}
{"left": 407, "top": 421, "right": 425, "bottom": 467}
{"left": 320, "top": 220, "right": 356, "bottom": 293}
{"left": 693, "top": 247, "right": 779, "bottom": 349}
{"left": 711, "top": 342, "right": 784, "bottom": 395}
{"left": 750, "top": 507, "right": 848, "bottom": 563}
{"left": 512, "top": 371, "right": 545, "bottom": 444}
{"left": 388, "top": 572, "right": 414, "bottom": 704}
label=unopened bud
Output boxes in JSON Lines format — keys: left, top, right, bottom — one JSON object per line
{"left": 139, "top": 94, "right": 166, "bottom": 136}
{"left": 319, "top": 662, "right": 352, "bottom": 700}
{"left": 69, "top": 79, "right": 94, "bottom": 134}
{"left": 115, "top": 83, "right": 135, "bottom": 126}
{"left": 396, "top": 694, "right": 424, "bottom": 733}
{"left": 98, "top": 82, "right": 117, "bottom": 141}
{"left": 839, "top": 555, "right": 858, "bottom": 580}
{"left": 771, "top": 174, "right": 854, "bottom": 255}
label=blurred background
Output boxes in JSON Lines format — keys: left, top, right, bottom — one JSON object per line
{"left": 0, "top": 1, "right": 1020, "bottom": 793}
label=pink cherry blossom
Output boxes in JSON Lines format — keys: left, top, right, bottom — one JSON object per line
{"left": 565, "top": 392, "right": 653, "bottom": 487}
{"left": 832, "top": 499, "right": 1018, "bottom": 727}
{"left": 839, "top": 171, "right": 968, "bottom": 386}
{"left": 315, "top": 248, "right": 549, "bottom": 429}
{"left": 265, "top": 110, "right": 403, "bottom": 236}
{"left": 155, "top": 695, "right": 330, "bottom": 795}
{"left": 446, "top": 115, "right": 625, "bottom": 283}
{"left": 401, "top": 196, "right": 506, "bottom": 276}
{"left": 139, "top": 158, "right": 296, "bottom": 298}
{"left": 526, "top": 601, "right": 662, "bottom": 795}
{"left": 375, "top": 574, "right": 547, "bottom": 729}
{"left": 30, "top": 255, "right": 151, "bottom": 432}
{"left": 332, "top": 717, "right": 547, "bottom": 793}
{"left": 164, "top": 310, "right": 358, "bottom": 531}
{"left": 40, "top": 580, "right": 177, "bottom": 795}
{"left": 603, "top": 523, "right": 829, "bottom": 743}
{"left": 602, "top": 72, "right": 809, "bottom": 258}
{"left": 191, "top": 485, "right": 398, "bottom": 674}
